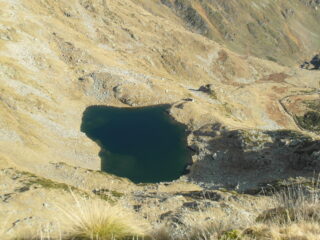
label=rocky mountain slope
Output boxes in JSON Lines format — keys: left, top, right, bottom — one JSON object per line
{"left": 0, "top": 0, "right": 320, "bottom": 238}
{"left": 140, "top": 0, "right": 320, "bottom": 66}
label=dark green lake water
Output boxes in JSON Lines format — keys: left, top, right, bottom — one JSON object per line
{"left": 81, "top": 105, "right": 191, "bottom": 183}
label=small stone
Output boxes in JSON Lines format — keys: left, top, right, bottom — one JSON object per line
{"left": 182, "top": 201, "right": 199, "bottom": 209}
{"left": 43, "top": 203, "right": 49, "bottom": 208}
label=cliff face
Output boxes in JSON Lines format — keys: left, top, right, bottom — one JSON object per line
{"left": 0, "top": 0, "right": 319, "bottom": 191}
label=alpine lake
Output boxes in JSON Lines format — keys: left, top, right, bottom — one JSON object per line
{"left": 81, "top": 105, "right": 191, "bottom": 183}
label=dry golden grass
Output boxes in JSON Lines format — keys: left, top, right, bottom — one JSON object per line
{"left": 243, "top": 180, "right": 320, "bottom": 240}
{"left": 151, "top": 180, "right": 320, "bottom": 240}
{"left": 150, "top": 207, "right": 248, "bottom": 240}
{"left": 57, "top": 193, "right": 149, "bottom": 240}
{"left": 3, "top": 192, "right": 150, "bottom": 240}
{"left": 243, "top": 222, "right": 320, "bottom": 240}
{"left": 3, "top": 180, "right": 320, "bottom": 240}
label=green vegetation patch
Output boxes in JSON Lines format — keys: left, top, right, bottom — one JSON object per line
{"left": 219, "top": 230, "right": 241, "bottom": 240}
{"left": 304, "top": 99, "right": 320, "bottom": 111}
{"left": 18, "top": 171, "right": 76, "bottom": 192}
{"left": 295, "top": 99, "right": 320, "bottom": 133}
{"left": 92, "top": 189, "right": 124, "bottom": 203}
{"left": 13, "top": 170, "right": 91, "bottom": 198}
{"left": 297, "top": 111, "right": 320, "bottom": 132}
{"left": 26, "top": 177, "right": 72, "bottom": 190}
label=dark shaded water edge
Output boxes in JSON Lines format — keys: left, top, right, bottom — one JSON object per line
{"left": 80, "top": 104, "right": 193, "bottom": 183}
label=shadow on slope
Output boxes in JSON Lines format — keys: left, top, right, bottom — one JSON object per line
{"left": 188, "top": 124, "right": 320, "bottom": 191}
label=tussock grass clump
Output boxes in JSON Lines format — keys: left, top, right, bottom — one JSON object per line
{"left": 4, "top": 194, "right": 149, "bottom": 240}
{"left": 243, "top": 222, "right": 320, "bottom": 240}
{"left": 244, "top": 178, "right": 320, "bottom": 239}
{"left": 58, "top": 194, "right": 149, "bottom": 240}
{"left": 258, "top": 179, "right": 320, "bottom": 224}
{"left": 151, "top": 209, "right": 247, "bottom": 240}
{"left": 151, "top": 178, "right": 320, "bottom": 240}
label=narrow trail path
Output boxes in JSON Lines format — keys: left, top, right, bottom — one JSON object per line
{"left": 278, "top": 90, "right": 320, "bottom": 136}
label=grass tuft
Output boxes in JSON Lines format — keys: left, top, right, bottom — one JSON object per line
{"left": 58, "top": 193, "right": 149, "bottom": 240}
